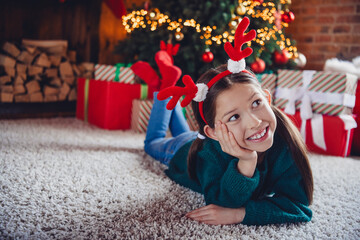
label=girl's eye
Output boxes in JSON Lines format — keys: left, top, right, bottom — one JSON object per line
{"left": 229, "top": 114, "right": 239, "bottom": 122}
{"left": 252, "top": 99, "right": 262, "bottom": 108}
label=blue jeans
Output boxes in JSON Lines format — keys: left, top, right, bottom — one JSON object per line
{"left": 144, "top": 92, "right": 197, "bottom": 166}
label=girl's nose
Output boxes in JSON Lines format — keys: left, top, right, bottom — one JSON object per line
{"left": 245, "top": 112, "right": 261, "bottom": 129}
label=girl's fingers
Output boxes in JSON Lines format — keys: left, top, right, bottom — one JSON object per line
{"left": 221, "top": 123, "right": 230, "bottom": 143}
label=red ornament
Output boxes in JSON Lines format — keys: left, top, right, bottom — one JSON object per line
{"left": 250, "top": 58, "right": 266, "bottom": 73}
{"left": 253, "top": 0, "right": 264, "bottom": 4}
{"left": 274, "top": 49, "right": 290, "bottom": 65}
{"left": 202, "top": 51, "right": 214, "bottom": 63}
{"left": 281, "top": 11, "right": 295, "bottom": 23}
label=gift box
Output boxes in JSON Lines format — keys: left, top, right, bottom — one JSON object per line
{"left": 275, "top": 70, "right": 358, "bottom": 119}
{"left": 76, "top": 78, "right": 154, "bottom": 130}
{"left": 94, "top": 63, "right": 135, "bottom": 83}
{"left": 183, "top": 104, "right": 199, "bottom": 131}
{"left": 130, "top": 99, "right": 199, "bottom": 133}
{"left": 131, "top": 99, "right": 153, "bottom": 133}
{"left": 256, "top": 73, "right": 277, "bottom": 98}
{"left": 285, "top": 111, "right": 357, "bottom": 157}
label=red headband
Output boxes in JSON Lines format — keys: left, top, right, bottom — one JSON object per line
{"left": 157, "top": 17, "right": 256, "bottom": 125}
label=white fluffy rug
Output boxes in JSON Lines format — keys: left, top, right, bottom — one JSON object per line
{"left": 1, "top": 118, "right": 360, "bottom": 240}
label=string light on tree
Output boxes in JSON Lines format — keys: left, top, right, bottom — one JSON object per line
{"left": 121, "top": 0, "right": 298, "bottom": 72}
{"left": 174, "top": 31, "right": 184, "bottom": 41}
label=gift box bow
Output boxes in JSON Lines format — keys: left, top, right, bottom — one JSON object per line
{"left": 275, "top": 70, "right": 357, "bottom": 120}
{"left": 300, "top": 114, "right": 357, "bottom": 151}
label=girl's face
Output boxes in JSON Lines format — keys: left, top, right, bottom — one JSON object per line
{"left": 211, "top": 83, "right": 277, "bottom": 153}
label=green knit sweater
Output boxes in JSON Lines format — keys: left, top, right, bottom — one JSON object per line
{"left": 165, "top": 134, "right": 312, "bottom": 226}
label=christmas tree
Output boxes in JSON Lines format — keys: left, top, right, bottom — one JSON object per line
{"left": 114, "top": 0, "right": 300, "bottom": 79}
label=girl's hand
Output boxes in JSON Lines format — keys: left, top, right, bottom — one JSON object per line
{"left": 215, "top": 121, "right": 257, "bottom": 177}
{"left": 185, "top": 204, "right": 245, "bottom": 225}
{"left": 215, "top": 121, "right": 257, "bottom": 161}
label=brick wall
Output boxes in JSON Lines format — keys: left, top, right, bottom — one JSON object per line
{"left": 287, "top": 0, "right": 360, "bottom": 70}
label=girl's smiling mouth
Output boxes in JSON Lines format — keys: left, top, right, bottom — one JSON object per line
{"left": 247, "top": 127, "right": 269, "bottom": 141}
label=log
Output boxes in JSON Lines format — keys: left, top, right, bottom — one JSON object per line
{"left": 43, "top": 85, "right": 60, "bottom": 96}
{"left": 59, "top": 61, "right": 73, "bottom": 78}
{"left": 35, "top": 53, "right": 51, "bottom": 68}
{"left": 45, "top": 68, "right": 58, "bottom": 78}
{"left": 68, "top": 88, "right": 77, "bottom": 101}
{"left": 29, "top": 92, "right": 43, "bottom": 102}
{"left": 49, "top": 77, "right": 62, "bottom": 87}
{"left": 1, "top": 85, "right": 14, "bottom": 93}
{"left": 49, "top": 55, "right": 62, "bottom": 67}
{"left": 14, "top": 75, "right": 24, "bottom": 85}
{"left": 15, "top": 94, "right": 30, "bottom": 102}
{"left": 44, "top": 95, "right": 58, "bottom": 102}
{"left": 25, "top": 80, "right": 41, "bottom": 94}
{"left": 4, "top": 66, "right": 15, "bottom": 77}
{"left": 0, "top": 75, "right": 11, "bottom": 85}
{"left": 3, "top": 42, "right": 21, "bottom": 58}
{"left": 0, "top": 92, "right": 13, "bottom": 102}
{"left": 13, "top": 85, "right": 26, "bottom": 95}
{"left": 0, "top": 54, "right": 16, "bottom": 68}
{"left": 63, "top": 76, "right": 75, "bottom": 85}
{"left": 16, "top": 63, "right": 27, "bottom": 73}
{"left": 28, "top": 65, "right": 43, "bottom": 76}
{"left": 17, "top": 51, "right": 35, "bottom": 64}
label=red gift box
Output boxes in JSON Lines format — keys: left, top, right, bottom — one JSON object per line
{"left": 76, "top": 78, "right": 154, "bottom": 130}
{"left": 285, "top": 111, "right": 357, "bottom": 157}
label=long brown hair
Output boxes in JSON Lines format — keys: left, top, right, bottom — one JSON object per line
{"left": 187, "top": 65, "right": 313, "bottom": 204}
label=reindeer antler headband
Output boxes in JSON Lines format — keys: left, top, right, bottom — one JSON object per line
{"left": 157, "top": 17, "right": 256, "bottom": 125}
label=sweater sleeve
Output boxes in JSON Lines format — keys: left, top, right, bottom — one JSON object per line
{"left": 242, "top": 148, "right": 312, "bottom": 225}
{"left": 197, "top": 154, "right": 260, "bottom": 208}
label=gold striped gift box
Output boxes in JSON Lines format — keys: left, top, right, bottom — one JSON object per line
{"left": 94, "top": 63, "right": 135, "bottom": 83}
{"left": 274, "top": 69, "right": 358, "bottom": 117}
{"left": 131, "top": 99, "right": 199, "bottom": 133}
{"left": 257, "top": 73, "right": 277, "bottom": 98}
{"left": 131, "top": 99, "right": 153, "bottom": 133}
{"left": 184, "top": 104, "right": 199, "bottom": 131}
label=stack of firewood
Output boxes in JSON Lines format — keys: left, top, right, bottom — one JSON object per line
{"left": 0, "top": 40, "right": 94, "bottom": 103}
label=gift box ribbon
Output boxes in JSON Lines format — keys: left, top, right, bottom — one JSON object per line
{"left": 276, "top": 71, "right": 357, "bottom": 120}
{"left": 82, "top": 79, "right": 148, "bottom": 122}
{"left": 114, "top": 63, "right": 132, "bottom": 82}
{"left": 300, "top": 113, "right": 357, "bottom": 151}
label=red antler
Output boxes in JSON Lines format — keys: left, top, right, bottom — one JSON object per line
{"left": 157, "top": 75, "right": 197, "bottom": 110}
{"left": 224, "top": 17, "right": 256, "bottom": 61}
{"left": 160, "top": 40, "right": 180, "bottom": 57}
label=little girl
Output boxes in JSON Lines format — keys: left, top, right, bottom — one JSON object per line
{"left": 143, "top": 17, "right": 313, "bottom": 226}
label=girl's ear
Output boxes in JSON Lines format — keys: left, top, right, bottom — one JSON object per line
{"left": 263, "top": 89, "right": 272, "bottom": 105}
{"left": 203, "top": 125, "right": 218, "bottom": 141}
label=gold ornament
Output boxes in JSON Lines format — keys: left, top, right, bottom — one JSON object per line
{"left": 228, "top": 16, "right": 241, "bottom": 29}
{"left": 174, "top": 32, "right": 184, "bottom": 41}
{"left": 236, "top": 3, "right": 246, "bottom": 15}
{"left": 149, "top": 8, "right": 160, "bottom": 20}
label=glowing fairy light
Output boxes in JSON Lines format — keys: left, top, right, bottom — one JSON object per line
{"left": 122, "top": 3, "right": 297, "bottom": 56}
